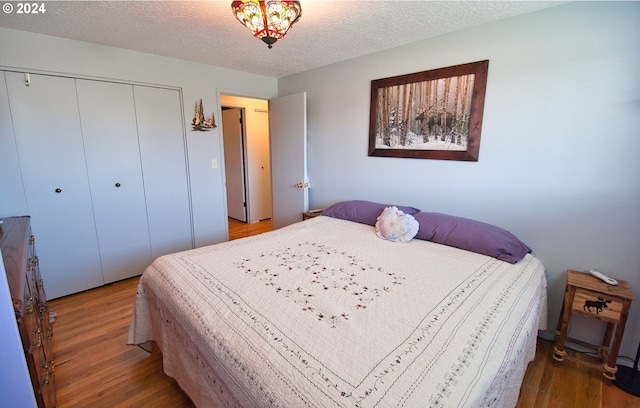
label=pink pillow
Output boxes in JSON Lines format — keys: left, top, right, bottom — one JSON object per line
{"left": 375, "top": 206, "right": 419, "bottom": 243}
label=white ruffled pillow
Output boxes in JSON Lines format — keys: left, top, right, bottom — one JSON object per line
{"left": 375, "top": 206, "right": 419, "bottom": 243}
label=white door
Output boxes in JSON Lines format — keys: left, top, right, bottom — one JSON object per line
{"left": 5, "top": 72, "right": 104, "bottom": 299}
{"left": 222, "top": 108, "right": 247, "bottom": 222}
{"left": 134, "top": 86, "right": 194, "bottom": 259}
{"left": 76, "top": 79, "right": 153, "bottom": 283}
{"left": 0, "top": 72, "right": 28, "bottom": 216}
{"left": 269, "top": 92, "right": 308, "bottom": 229}
{"left": 253, "top": 109, "right": 272, "bottom": 221}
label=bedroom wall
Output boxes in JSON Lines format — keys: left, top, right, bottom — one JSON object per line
{"left": 0, "top": 26, "right": 278, "bottom": 248}
{"left": 278, "top": 2, "right": 640, "bottom": 359}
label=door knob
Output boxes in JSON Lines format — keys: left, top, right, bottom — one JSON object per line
{"left": 115, "top": 183, "right": 121, "bottom": 187}
{"left": 54, "top": 188, "right": 62, "bottom": 193}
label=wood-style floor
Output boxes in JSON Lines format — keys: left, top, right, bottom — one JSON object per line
{"left": 228, "top": 217, "right": 272, "bottom": 240}
{"left": 47, "top": 218, "right": 640, "bottom": 407}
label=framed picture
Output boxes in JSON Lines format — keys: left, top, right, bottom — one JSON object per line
{"left": 368, "top": 60, "right": 489, "bottom": 161}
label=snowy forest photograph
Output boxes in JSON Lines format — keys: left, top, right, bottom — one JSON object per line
{"left": 368, "top": 60, "right": 488, "bottom": 161}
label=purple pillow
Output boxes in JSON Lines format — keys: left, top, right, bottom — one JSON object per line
{"left": 413, "top": 212, "right": 531, "bottom": 263}
{"left": 323, "top": 200, "right": 420, "bottom": 226}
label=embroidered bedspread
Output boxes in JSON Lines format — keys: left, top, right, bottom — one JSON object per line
{"left": 128, "top": 216, "right": 547, "bottom": 408}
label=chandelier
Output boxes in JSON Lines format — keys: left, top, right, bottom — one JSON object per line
{"left": 231, "top": 1, "right": 302, "bottom": 49}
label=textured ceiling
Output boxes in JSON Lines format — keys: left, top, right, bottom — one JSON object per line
{"left": 0, "top": 1, "right": 567, "bottom": 78}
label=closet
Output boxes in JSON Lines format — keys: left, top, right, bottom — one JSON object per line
{"left": 0, "top": 71, "right": 193, "bottom": 299}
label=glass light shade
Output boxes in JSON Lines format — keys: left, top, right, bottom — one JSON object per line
{"left": 231, "top": 1, "right": 302, "bottom": 48}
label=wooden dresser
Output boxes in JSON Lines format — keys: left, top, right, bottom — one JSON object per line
{"left": 0, "top": 216, "right": 57, "bottom": 407}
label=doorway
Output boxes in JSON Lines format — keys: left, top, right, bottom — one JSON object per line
{"left": 220, "top": 94, "right": 272, "bottom": 227}
{"left": 222, "top": 107, "right": 247, "bottom": 222}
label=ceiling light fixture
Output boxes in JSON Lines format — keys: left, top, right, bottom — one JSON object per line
{"left": 231, "top": 1, "right": 302, "bottom": 49}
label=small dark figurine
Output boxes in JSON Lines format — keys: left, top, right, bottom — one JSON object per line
{"left": 583, "top": 297, "right": 612, "bottom": 314}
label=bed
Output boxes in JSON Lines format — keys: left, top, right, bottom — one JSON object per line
{"left": 128, "top": 201, "right": 547, "bottom": 408}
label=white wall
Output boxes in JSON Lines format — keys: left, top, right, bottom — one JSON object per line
{"left": 0, "top": 27, "right": 278, "bottom": 247}
{"left": 279, "top": 2, "right": 640, "bottom": 359}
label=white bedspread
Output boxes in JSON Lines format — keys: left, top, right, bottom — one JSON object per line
{"left": 128, "top": 216, "right": 547, "bottom": 408}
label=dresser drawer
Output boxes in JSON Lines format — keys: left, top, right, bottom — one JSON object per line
{"left": 571, "top": 288, "right": 623, "bottom": 323}
{"left": 1, "top": 216, "right": 57, "bottom": 407}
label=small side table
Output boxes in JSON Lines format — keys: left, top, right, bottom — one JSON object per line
{"left": 302, "top": 210, "right": 322, "bottom": 220}
{"left": 554, "top": 269, "right": 634, "bottom": 381}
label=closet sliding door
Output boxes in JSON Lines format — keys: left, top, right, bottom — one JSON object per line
{"left": 134, "top": 86, "right": 193, "bottom": 259}
{"left": 3, "top": 73, "right": 193, "bottom": 298}
{"left": 5, "top": 72, "right": 103, "bottom": 299}
{"left": 0, "top": 73, "right": 28, "bottom": 216}
{"left": 76, "top": 80, "right": 153, "bottom": 283}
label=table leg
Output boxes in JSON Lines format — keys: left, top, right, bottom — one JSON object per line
{"left": 554, "top": 286, "right": 575, "bottom": 362}
{"left": 603, "top": 299, "right": 632, "bottom": 381}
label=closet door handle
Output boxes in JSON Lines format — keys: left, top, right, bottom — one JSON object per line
{"left": 115, "top": 183, "right": 121, "bottom": 188}
{"left": 54, "top": 188, "right": 62, "bottom": 193}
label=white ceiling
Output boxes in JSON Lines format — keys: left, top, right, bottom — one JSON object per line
{"left": 0, "top": 1, "right": 567, "bottom": 78}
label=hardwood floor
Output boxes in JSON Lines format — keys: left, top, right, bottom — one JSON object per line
{"left": 517, "top": 339, "right": 640, "bottom": 407}
{"left": 49, "top": 277, "right": 194, "bottom": 408}
{"left": 46, "top": 219, "right": 639, "bottom": 407}
{"left": 228, "top": 217, "right": 272, "bottom": 240}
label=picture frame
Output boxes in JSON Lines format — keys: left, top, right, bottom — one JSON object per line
{"left": 368, "top": 60, "right": 489, "bottom": 161}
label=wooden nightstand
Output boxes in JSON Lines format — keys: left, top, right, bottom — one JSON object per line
{"left": 302, "top": 210, "right": 322, "bottom": 220}
{"left": 554, "top": 269, "right": 634, "bottom": 381}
